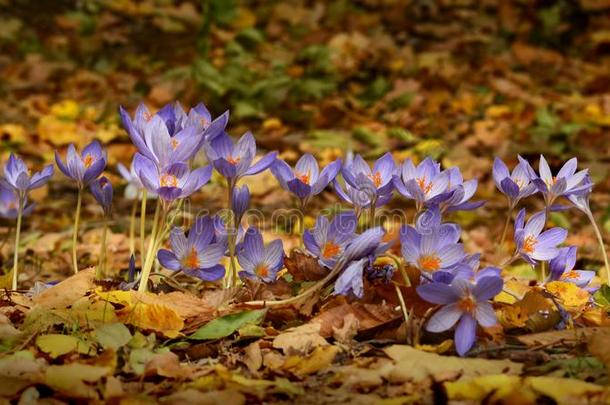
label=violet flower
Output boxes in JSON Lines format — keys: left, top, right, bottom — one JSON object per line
{"left": 531, "top": 155, "right": 589, "bottom": 207}
{"left": 566, "top": 174, "right": 593, "bottom": 215}
{"left": 337, "top": 153, "right": 396, "bottom": 205}
{"left": 117, "top": 158, "right": 157, "bottom": 200}
{"left": 134, "top": 154, "right": 213, "bottom": 203}
{"left": 514, "top": 209, "right": 567, "bottom": 264}
{"left": 237, "top": 227, "right": 284, "bottom": 283}
{"left": 0, "top": 184, "right": 33, "bottom": 219}
{"left": 441, "top": 167, "right": 485, "bottom": 213}
{"left": 492, "top": 156, "right": 538, "bottom": 209}
{"left": 204, "top": 131, "right": 277, "bottom": 185}
{"left": 232, "top": 185, "right": 250, "bottom": 223}
{"left": 55, "top": 141, "right": 106, "bottom": 187}
{"left": 2, "top": 154, "right": 54, "bottom": 194}
{"left": 393, "top": 157, "right": 451, "bottom": 209}
{"left": 303, "top": 211, "right": 357, "bottom": 268}
{"left": 90, "top": 176, "right": 113, "bottom": 217}
{"left": 271, "top": 154, "right": 341, "bottom": 204}
{"left": 549, "top": 246, "right": 595, "bottom": 288}
{"left": 417, "top": 276, "right": 503, "bottom": 356}
{"left": 157, "top": 216, "right": 227, "bottom": 281}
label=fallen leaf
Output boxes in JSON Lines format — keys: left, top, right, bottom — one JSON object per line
{"left": 282, "top": 345, "right": 340, "bottom": 376}
{"left": 36, "top": 334, "right": 93, "bottom": 358}
{"left": 189, "top": 309, "right": 266, "bottom": 340}
{"left": 94, "top": 323, "right": 132, "bottom": 350}
{"left": 33, "top": 268, "right": 96, "bottom": 309}
{"left": 273, "top": 323, "right": 329, "bottom": 355}
{"left": 44, "top": 363, "right": 111, "bottom": 399}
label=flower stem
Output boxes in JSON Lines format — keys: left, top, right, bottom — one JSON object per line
{"left": 71, "top": 188, "right": 83, "bottom": 274}
{"left": 226, "top": 179, "right": 238, "bottom": 288}
{"left": 587, "top": 210, "right": 610, "bottom": 285}
{"left": 129, "top": 198, "right": 138, "bottom": 256}
{"left": 368, "top": 197, "right": 378, "bottom": 229}
{"left": 138, "top": 199, "right": 162, "bottom": 293}
{"left": 139, "top": 189, "right": 147, "bottom": 262}
{"left": 499, "top": 206, "right": 513, "bottom": 251}
{"left": 11, "top": 197, "right": 24, "bottom": 291}
{"left": 96, "top": 219, "right": 108, "bottom": 280}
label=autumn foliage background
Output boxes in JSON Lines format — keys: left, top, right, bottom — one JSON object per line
{"left": 3, "top": 0, "right": 610, "bottom": 403}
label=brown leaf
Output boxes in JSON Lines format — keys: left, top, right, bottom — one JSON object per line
{"left": 311, "top": 302, "right": 401, "bottom": 338}
{"left": 518, "top": 327, "right": 609, "bottom": 347}
{"left": 273, "top": 323, "right": 329, "bottom": 355}
{"left": 284, "top": 250, "right": 328, "bottom": 282}
{"left": 33, "top": 268, "right": 96, "bottom": 309}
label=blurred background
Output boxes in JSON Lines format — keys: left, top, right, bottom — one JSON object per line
{"left": 2, "top": 0, "right": 610, "bottom": 274}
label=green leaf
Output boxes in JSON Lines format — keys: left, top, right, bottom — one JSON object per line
{"left": 189, "top": 310, "right": 267, "bottom": 340}
{"left": 94, "top": 323, "right": 132, "bottom": 350}
{"left": 594, "top": 285, "right": 610, "bottom": 308}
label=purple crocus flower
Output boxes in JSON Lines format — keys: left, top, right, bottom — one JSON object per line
{"left": 0, "top": 184, "right": 33, "bottom": 219}
{"left": 342, "top": 153, "right": 396, "bottom": 200}
{"left": 441, "top": 167, "right": 485, "bottom": 213}
{"left": 417, "top": 276, "right": 503, "bottom": 356}
{"left": 303, "top": 211, "right": 357, "bottom": 268}
{"left": 271, "top": 154, "right": 341, "bottom": 203}
{"left": 492, "top": 156, "right": 538, "bottom": 209}
{"left": 334, "top": 258, "right": 367, "bottom": 298}
{"left": 393, "top": 157, "right": 451, "bottom": 209}
{"left": 232, "top": 185, "right": 250, "bottom": 223}
{"left": 567, "top": 174, "right": 593, "bottom": 215}
{"left": 400, "top": 221, "right": 465, "bottom": 275}
{"left": 204, "top": 131, "right": 277, "bottom": 184}
{"left": 237, "top": 227, "right": 284, "bottom": 283}
{"left": 157, "top": 216, "right": 226, "bottom": 281}
{"left": 531, "top": 156, "right": 589, "bottom": 206}
{"left": 134, "top": 154, "right": 213, "bottom": 202}
{"left": 117, "top": 158, "right": 157, "bottom": 200}
{"left": 2, "top": 154, "right": 54, "bottom": 194}
{"left": 549, "top": 246, "right": 595, "bottom": 288}
{"left": 514, "top": 209, "right": 567, "bottom": 264}
{"left": 90, "top": 176, "right": 113, "bottom": 217}
{"left": 55, "top": 141, "right": 106, "bottom": 187}
{"left": 119, "top": 102, "right": 228, "bottom": 167}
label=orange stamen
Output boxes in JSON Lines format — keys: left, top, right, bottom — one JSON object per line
{"left": 182, "top": 247, "right": 200, "bottom": 269}
{"left": 160, "top": 173, "right": 178, "bottom": 187}
{"left": 82, "top": 154, "right": 94, "bottom": 169}
{"left": 255, "top": 264, "right": 269, "bottom": 278}
{"left": 144, "top": 111, "right": 153, "bottom": 121}
{"left": 561, "top": 271, "right": 579, "bottom": 280}
{"left": 522, "top": 235, "right": 538, "bottom": 254}
{"left": 457, "top": 296, "right": 476, "bottom": 313}
{"left": 171, "top": 138, "right": 179, "bottom": 150}
{"left": 416, "top": 177, "right": 433, "bottom": 195}
{"left": 321, "top": 241, "right": 341, "bottom": 259}
{"left": 369, "top": 172, "right": 383, "bottom": 187}
{"left": 418, "top": 254, "right": 442, "bottom": 271}
{"left": 227, "top": 156, "right": 241, "bottom": 165}
{"left": 297, "top": 171, "right": 311, "bottom": 185}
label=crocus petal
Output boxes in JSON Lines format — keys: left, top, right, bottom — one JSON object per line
{"left": 187, "top": 264, "right": 226, "bottom": 281}
{"left": 454, "top": 314, "right": 477, "bottom": 356}
{"left": 474, "top": 302, "right": 497, "bottom": 329}
{"left": 536, "top": 227, "right": 568, "bottom": 248}
{"left": 270, "top": 159, "right": 294, "bottom": 190}
{"left": 472, "top": 276, "right": 503, "bottom": 301}
{"left": 557, "top": 157, "right": 577, "bottom": 179}
{"left": 157, "top": 249, "right": 182, "bottom": 271}
{"left": 492, "top": 157, "right": 509, "bottom": 188}
{"left": 524, "top": 210, "right": 546, "bottom": 237}
{"left": 417, "top": 282, "right": 461, "bottom": 305}
{"left": 244, "top": 151, "right": 278, "bottom": 176}
{"left": 538, "top": 155, "right": 553, "bottom": 185}
{"left": 426, "top": 303, "right": 462, "bottom": 332}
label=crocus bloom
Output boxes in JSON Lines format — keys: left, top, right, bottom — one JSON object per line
{"left": 55, "top": 141, "right": 106, "bottom": 187}
{"left": 334, "top": 258, "right": 367, "bottom": 298}
{"left": 90, "top": 176, "right": 113, "bottom": 217}
{"left": 393, "top": 157, "right": 451, "bottom": 208}
{"left": 441, "top": 167, "right": 485, "bottom": 213}
{"left": 338, "top": 153, "right": 396, "bottom": 204}
{"left": 531, "top": 156, "right": 589, "bottom": 206}
{"left": 204, "top": 131, "right": 277, "bottom": 184}
{"left": 117, "top": 158, "right": 157, "bottom": 200}
{"left": 0, "top": 184, "right": 33, "bottom": 219}
{"left": 2, "top": 154, "right": 53, "bottom": 194}
{"left": 232, "top": 185, "right": 250, "bottom": 223}
{"left": 400, "top": 221, "right": 465, "bottom": 275}
{"left": 134, "top": 154, "right": 213, "bottom": 202}
{"left": 271, "top": 154, "right": 341, "bottom": 202}
{"left": 549, "top": 246, "right": 595, "bottom": 288}
{"left": 492, "top": 156, "right": 538, "bottom": 209}
{"left": 417, "top": 276, "right": 503, "bottom": 356}
{"left": 567, "top": 174, "right": 593, "bottom": 215}
{"left": 514, "top": 209, "right": 567, "bottom": 264}
{"left": 157, "top": 216, "right": 226, "bottom": 281}
{"left": 237, "top": 228, "right": 284, "bottom": 283}
{"left": 303, "top": 211, "right": 357, "bottom": 268}
{"left": 119, "top": 102, "right": 228, "bottom": 167}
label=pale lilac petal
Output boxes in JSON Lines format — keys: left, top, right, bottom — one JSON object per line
{"left": 472, "top": 276, "right": 503, "bottom": 301}
{"left": 426, "top": 304, "right": 462, "bottom": 332}
{"left": 157, "top": 249, "right": 181, "bottom": 271}
{"left": 454, "top": 314, "right": 477, "bottom": 356}
{"left": 417, "top": 283, "right": 461, "bottom": 305}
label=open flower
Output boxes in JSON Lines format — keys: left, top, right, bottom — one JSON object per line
{"left": 492, "top": 156, "right": 538, "bottom": 209}
{"left": 303, "top": 211, "right": 357, "bottom": 268}
{"left": 0, "top": 184, "right": 33, "bottom": 219}
{"left": 237, "top": 228, "right": 284, "bottom": 283}
{"left": 157, "top": 216, "right": 226, "bottom": 281}
{"left": 441, "top": 167, "right": 485, "bottom": 213}
{"left": 400, "top": 221, "right": 465, "bottom": 275}
{"left": 393, "top": 157, "right": 451, "bottom": 208}
{"left": 2, "top": 154, "right": 54, "bottom": 194}
{"left": 531, "top": 156, "right": 589, "bottom": 206}
{"left": 204, "top": 131, "right": 277, "bottom": 184}
{"left": 549, "top": 246, "right": 595, "bottom": 288}
{"left": 134, "top": 154, "right": 212, "bottom": 202}
{"left": 271, "top": 154, "right": 341, "bottom": 203}
{"left": 514, "top": 209, "right": 567, "bottom": 264}
{"left": 90, "top": 176, "right": 113, "bottom": 217}
{"left": 55, "top": 141, "right": 106, "bottom": 187}
{"left": 417, "top": 276, "right": 503, "bottom": 356}
{"left": 117, "top": 158, "right": 157, "bottom": 200}
{"left": 119, "top": 102, "right": 228, "bottom": 167}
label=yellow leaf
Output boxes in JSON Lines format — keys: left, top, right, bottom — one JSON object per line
{"left": 546, "top": 281, "right": 590, "bottom": 309}
{"left": 485, "top": 105, "right": 512, "bottom": 118}
{"left": 50, "top": 100, "right": 80, "bottom": 120}
{"left": 445, "top": 375, "right": 524, "bottom": 401}
{"left": 44, "top": 363, "right": 110, "bottom": 399}
{"left": 95, "top": 124, "right": 123, "bottom": 143}
{"left": 0, "top": 270, "right": 13, "bottom": 290}
{"left": 36, "top": 334, "right": 93, "bottom": 358}
{"left": 526, "top": 376, "right": 606, "bottom": 403}
{"left": 1, "top": 123, "right": 27, "bottom": 143}
{"left": 37, "top": 115, "right": 80, "bottom": 146}
{"left": 282, "top": 345, "right": 340, "bottom": 376}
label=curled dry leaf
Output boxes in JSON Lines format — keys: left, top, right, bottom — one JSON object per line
{"left": 273, "top": 323, "right": 329, "bottom": 355}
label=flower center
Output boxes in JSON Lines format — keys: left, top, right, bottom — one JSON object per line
{"left": 255, "top": 263, "right": 269, "bottom": 278}
{"left": 416, "top": 177, "right": 433, "bottom": 195}
{"left": 418, "top": 254, "right": 441, "bottom": 271}
{"left": 522, "top": 235, "right": 538, "bottom": 254}
{"left": 369, "top": 172, "right": 383, "bottom": 188}
{"left": 160, "top": 173, "right": 178, "bottom": 187}
{"left": 561, "top": 271, "right": 579, "bottom": 280}
{"left": 227, "top": 156, "right": 241, "bottom": 165}
{"left": 182, "top": 247, "right": 200, "bottom": 269}
{"left": 297, "top": 171, "right": 311, "bottom": 185}
{"left": 200, "top": 118, "right": 208, "bottom": 127}
{"left": 144, "top": 111, "right": 153, "bottom": 121}
{"left": 82, "top": 154, "right": 94, "bottom": 169}
{"left": 321, "top": 241, "right": 341, "bottom": 259}
{"left": 457, "top": 296, "right": 476, "bottom": 313}
{"left": 171, "top": 138, "right": 179, "bottom": 150}
{"left": 545, "top": 176, "right": 558, "bottom": 188}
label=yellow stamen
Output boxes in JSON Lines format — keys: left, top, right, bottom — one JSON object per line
{"left": 369, "top": 172, "right": 383, "bottom": 188}
{"left": 160, "top": 173, "right": 178, "bottom": 187}
{"left": 561, "top": 271, "right": 579, "bottom": 280}
{"left": 171, "top": 138, "right": 179, "bottom": 150}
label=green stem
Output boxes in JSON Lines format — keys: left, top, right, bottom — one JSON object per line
{"left": 140, "top": 190, "right": 148, "bottom": 261}
{"left": 96, "top": 219, "right": 108, "bottom": 280}
{"left": 499, "top": 206, "right": 513, "bottom": 251}
{"left": 11, "top": 197, "right": 24, "bottom": 290}
{"left": 138, "top": 199, "right": 162, "bottom": 293}
{"left": 587, "top": 210, "right": 610, "bottom": 285}
{"left": 226, "top": 179, "right": 238, "bottom": 288}
{"left": 368, "top": 197, "right": 377, "bottom": 229}
{"left": 72, "top": 188, "right": 83, "bottom": 274}
{"left": 129, "top": 198, "right": 138, "bottom": 256}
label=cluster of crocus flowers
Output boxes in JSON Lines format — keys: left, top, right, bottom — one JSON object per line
{"left": 1, "top": 154, "right": 53, "bottom": 289}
